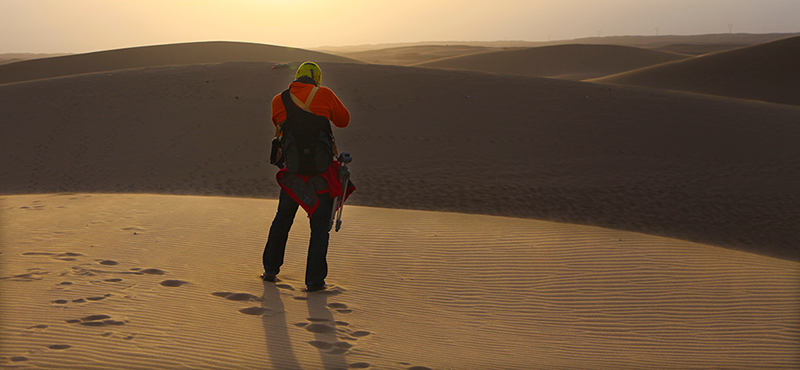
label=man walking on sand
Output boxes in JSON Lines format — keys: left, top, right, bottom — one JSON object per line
{"left": 262, "top": 61, "right": 350, "bottom": 292}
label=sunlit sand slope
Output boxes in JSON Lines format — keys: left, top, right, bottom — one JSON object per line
{"left": 413, "top": 44, "right": 690, "bottom": 80}
{"left": 0, "top": 41, "right": 360, "bottom": 85}
{"left": 2, "top": 194, "right": 798, "bottom": 369}
{"left": 592, "top": 35, "right": 800, "bottom": 106}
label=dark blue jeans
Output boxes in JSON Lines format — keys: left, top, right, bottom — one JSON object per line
{"left": 263, "top": 190, "right": 333, "bottom": 289}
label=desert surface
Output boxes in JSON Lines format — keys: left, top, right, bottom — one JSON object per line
{"left": 2, "top": 35, "right": 799, "bottom": 369}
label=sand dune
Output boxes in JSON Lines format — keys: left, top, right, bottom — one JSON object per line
{"left": 0, "top": 41, "right": 360, "bottom": 85}
{"left": 3, "top": 61, "right": 798, "bottom": 261}
{"left": 413, "top": 44, "right": 690, "bottom": 80}
{"left": 591, "top": 35, "right": 800, "bottom": 106}
{"left": 1, "top": 194, "right": 798, "bottom": 369}
{"left": 2, "top": 41, "right": 800, "bottom": 368}
{"left": 336, "top": 45, "right": 497, "bottom": 66}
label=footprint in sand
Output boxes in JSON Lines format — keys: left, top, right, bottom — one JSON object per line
{"left": 238, "top": 307, "right": 273, "bottom": 316}
{"left": 66, "top": 314, "right": 127, "bottom": 327}
{"left": 53, "top": 252, "right": 84, "bottom": 261}
{"left": 211, "top": 292, "right": 262, "bottom": 302}
{"left": 159, "top": 280, "right": 189, "bottom": 287}
{"left": 212, "top": 292, "right": 277, "bottom": 316}
{"left": 305, "top": 323, "right": 336, "bottom": 334}
{"left": 4, "top": 269, "right": 49, "bottom": 281}
{"left": 101, "top": 332, "right": 136, "bottom": 340}
{"left": 297, "top": 317, "right": 371, "bottom": 351}
{"left": 328, "top": 302, "right": 353, "bottom": 314}
{"left": 53, "top": 294, "right": 112, "bottom": 306}
{"left": 335, "top": 327, "right": 371, "bottom": 341}
{"left": 135, "top": 268, "right": 166, "bottom": 275}
{"left": 86, "top": 294, "right": 111, "bottom": 301}
{"left": 308, "top": 340, "right": 353, "bottom": 355}
{"left": 351, "top": 330, "right": 371, "bottom": 338}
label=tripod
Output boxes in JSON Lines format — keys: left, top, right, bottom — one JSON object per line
{"left": 329, "top": 152, "right": 352, "bottom": 232}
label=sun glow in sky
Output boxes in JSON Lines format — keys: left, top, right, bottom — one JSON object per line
{"left": 1, "top": 0, "right": 799, "bottom": 53}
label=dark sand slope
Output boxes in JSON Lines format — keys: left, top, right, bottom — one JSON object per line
{"left": 0, "top": 41, "right": 360, "bottom": 85}
{"left": 592, "top": 35, "right": 800, "bottom": 106}
{"left": 2, "top": 62, "right": 799, "bottom": 261}
{"left": 414, "top": 44, "right": 690, "bottom": 80}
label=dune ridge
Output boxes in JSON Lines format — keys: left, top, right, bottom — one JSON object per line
{"left": 336, "top": 45, "right": 497, "bottom": 66}
{"left": 413, "top": 44, "right": 690, "bottom": 80}
{"left": 0, "top": 41, "right": 360, "bottom": 85}
{"left": 1, "top": 194, "right": 798, "bottom": 369}
{"left": 591, "top": 35, "right": 800, "bottom": 106}
{"left": 315, "top": 33, "right": 799, "bottom": 54}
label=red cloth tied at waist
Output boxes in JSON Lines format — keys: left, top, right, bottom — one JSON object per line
{"left": 276, "top": 161, "right": 356, "bottom": 216}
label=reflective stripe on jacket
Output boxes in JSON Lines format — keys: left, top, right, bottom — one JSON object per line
{"left": 271, "top": 81, "right": 350, "bottom": 129}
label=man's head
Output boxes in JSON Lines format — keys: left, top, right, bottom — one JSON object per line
{"left": 295, "top": 61, "right": 321, "bottom": 86}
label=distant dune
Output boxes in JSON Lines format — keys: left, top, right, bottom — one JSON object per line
{"left": 568, "top": 33, "right": 800, "bottom": 49}
{"left": 0, "top": 53, "right": 71, "bottom": 66}
{"left": 413, "top": 44, "right": 690, "bottom": 80}
{"left": 337, "top": 45, "right": 497, "bottom": 65}
{"left": 316, "top": 33, "right": 799, "bottom": 55}
{"left": 649, "top": 43, "right": 749, "bottom": 56}
{"left": 2, "top": 61, "right": 799, "bottom": 261}
{"left": 0, "top": 41, "right": 360, "bottom": 85}
{"left": 591, "top": 35, "right": 800, "bottom": 106}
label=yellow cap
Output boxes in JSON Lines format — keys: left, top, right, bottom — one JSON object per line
{"left": 295, "top": 61, "right": 321, "bottom": 86}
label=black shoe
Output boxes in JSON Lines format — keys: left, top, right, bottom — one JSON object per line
{"left": 305, "top": 284, "right": 327, "bottom": 292}
{"left": 261, "top": 273, "right": 276, "bottom": 282}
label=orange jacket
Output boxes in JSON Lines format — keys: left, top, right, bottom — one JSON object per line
{"left": 271, "top": 81, "right": 350, "bottom": 129}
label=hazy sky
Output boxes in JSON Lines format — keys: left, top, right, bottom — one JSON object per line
{"left": 2, "top": 0, "right": 798, "bottom": 53}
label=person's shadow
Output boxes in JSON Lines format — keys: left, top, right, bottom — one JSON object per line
{"left": 306, "top": 292, "right": 349, "bottom": 370}
{"left": 261, "top": 283, "right": 302, "bottom": 369}
{"left": 261, "top": 284, "right": 349, "bottom": 369}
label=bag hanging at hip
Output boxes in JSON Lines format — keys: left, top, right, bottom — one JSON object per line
{"left": 270, "top": 136, "right": 284, "bottom": 169}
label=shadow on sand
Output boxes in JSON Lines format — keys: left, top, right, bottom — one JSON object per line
{"left": 262, "top": 283, "right": 349, "bottom": 369}
{"left": 261, "top": 283, "right": 302, "bottom": 369}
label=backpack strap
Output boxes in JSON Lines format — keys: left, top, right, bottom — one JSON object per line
{"left": 277, "top": 89, "right": 299, "bottom": 136}
{"left": 290, "top": 86, "right": 319, "bottom": 113}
